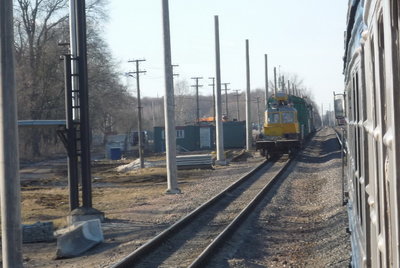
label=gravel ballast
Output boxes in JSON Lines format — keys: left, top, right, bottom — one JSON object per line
{"left": 216, "top": 127, "right": 351, "bottom": 267}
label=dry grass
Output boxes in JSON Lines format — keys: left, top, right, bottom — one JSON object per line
{"left": 19, "top": 159, "right": 215, "bottom": 230}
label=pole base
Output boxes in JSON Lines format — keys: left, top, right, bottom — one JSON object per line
{"left": 165, "top": 188, "right": 181, "bottom": 194}
{"left": 67, "top": 207, "right": 105, "bottom": 225}
{"left": 215, "top": 159, "right": 228, "bottom": 166}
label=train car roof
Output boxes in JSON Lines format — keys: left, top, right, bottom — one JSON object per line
{"left": 343, "top": 0, "right": 363, "bottom": 72}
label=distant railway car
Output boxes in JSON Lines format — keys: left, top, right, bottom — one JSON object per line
{"left": 334, "top": 93, "right": 346, "bottom": 126}
{"left": 255, "top": 92, "right": 314, "bottom": 158}
{"left": 343, "top": 0, "right": 400, "bottom": 267}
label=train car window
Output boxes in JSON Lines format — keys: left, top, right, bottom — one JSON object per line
{"left": 282, "top": 112, "right": 294, "bottom": 123}
{"left": 370, "top": 38, "right": 378, "bottom": 128}
{"left": 268, "top": 113, "right": 280, "bottom": 124}
{"left": 356, "top": 72, "right": 362, "bottom": 172}
{"left": 392, "top": 0, "right": 400, "bottom": 88}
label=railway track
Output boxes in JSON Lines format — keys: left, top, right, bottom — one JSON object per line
{"left": 111, "top": 156, "right": 293, "bottom": 268}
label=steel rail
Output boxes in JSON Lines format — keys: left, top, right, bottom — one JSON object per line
{"left": 189, "top": 157, "right": 292, "bottom": 267}
{"left": 111, "top": 158, "right": 270, "bottom": 268}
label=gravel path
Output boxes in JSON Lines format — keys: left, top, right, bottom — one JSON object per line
{"left": 212, "top": 127, "right": 351, "bottom": 268}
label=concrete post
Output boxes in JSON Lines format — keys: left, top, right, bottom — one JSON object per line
{"left": 273, "top": 67, "right": 277, "bottom": 95}
{"left": 0, "top": 0, "right": 23, "bottom": 266}
{"left": 162, "top": 0, "right": 180, "bottom": 193}
{"left": 214, "top": 16, "right": 225, "bottom": 164}
{"left": 245, "top": 40, "right": 252, "bottom": 151}
{"left": 265, "top": 54, "right": 268, "bottom": 109}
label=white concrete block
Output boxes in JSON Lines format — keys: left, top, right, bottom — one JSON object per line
{"left": 56, "top": 219, "right": 104, "bottom": 259}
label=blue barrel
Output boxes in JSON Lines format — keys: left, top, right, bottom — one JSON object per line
{"left": 110, "top": 148, "right": 121, "bottom": 160}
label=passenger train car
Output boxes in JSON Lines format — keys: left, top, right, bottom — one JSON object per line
{"left": 343, "top": 0, "right": 400, "bottom": 267}
{"left": 255, "top": 92, "right": 314, "bottom": 158}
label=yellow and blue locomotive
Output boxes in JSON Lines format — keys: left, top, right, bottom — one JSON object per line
{"left": 256, "top": 92, "right": 314, "bottom": 158}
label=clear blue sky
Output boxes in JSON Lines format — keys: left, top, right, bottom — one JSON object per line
{"left": 105, "top": 0, "right": 348, "bottom": 112}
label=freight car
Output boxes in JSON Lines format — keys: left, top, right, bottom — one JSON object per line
{"left": 255, "top": 92, "right": 314, "bottom": 158}
{"left": 343, "top": 0, "right": 400, "bottom": 267}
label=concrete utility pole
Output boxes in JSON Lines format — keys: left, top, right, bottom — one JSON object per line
{"left": 292, "top": 82, "right": 295, "bottom": 96}
{"left": 255, "top": 97, "right": 261, "bottom": 131}
{"left": 0, "top": 1, "right": 23, "bottom": 267}
{"left": 151, "top": 100, "right": 156, "bottom": 127}
{"left": 233, "top": 90, "right": 241, "bottom": 121}
{"left": 221, "top": 82, "right": 230, "bottom": 118}
{"left": 273, "top": 67, "right": 277, "bottom": 95}
{"left": 214, "top": 15, "right": 225, "bottom": 164}
{"left": 128, "top": 59, "right": 146, "bottom": 169}
{"left": 287, "top": 80, "right": 291, "bottom": 95}
{"left": 328, "top": 103, "right": 331, "bottom": 126}
{"left": 321, "top": 103, "right": 324, "bottom": 127}
{"left": 162, "top": 0, "right": 180, "bottom": 193}
{"left": 245, "top": 39, "right": 252, "bottom": 151}
{"left": 191, "top": 77, "right": 203, "bottom": 124}
{"left": 208, "top": 77, "right": 216, "bottom": 124}
{"left": 264, "top": 54, "right": 269, "bottom": 109}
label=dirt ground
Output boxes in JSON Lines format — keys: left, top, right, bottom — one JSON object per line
{"left": 17, "top": 149, "right": 264, "bottom": 267}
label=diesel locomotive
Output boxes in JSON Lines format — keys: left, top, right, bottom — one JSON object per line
{"left": 255, "top": 92, "right": 315, "bottom": 158}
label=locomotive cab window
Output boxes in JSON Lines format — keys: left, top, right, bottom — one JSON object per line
{"left": 282, "top": 112, "right": 295, "bottom": 123}
{"left": 268, "top": 113, "right": 280, "bottom": 124}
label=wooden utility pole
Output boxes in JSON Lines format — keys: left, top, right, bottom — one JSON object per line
{"left": 214, "top": 16, "right": 225, "bottom": 164}
{"left": 0, "top": 1, "right": 23, "bottom": 266}
{"left": 221, "top": 82, "right": 230, "bottom": 118}
{"left": 191, "top": 77, "right": 203, "bottom": 124}
{"left": 162, "top": 0, "right": 180, "bottom": 193}
{"left": 233, "top": 90, "right": 241, "bottom": 121}
{"left": 128, "top": 59, "right": 146, "bottom": 169}
{"left": 208, "top": 77, "right": 216, "bottom": 124}
{"left": 245, "top": 39, "right": 252, "bottom": 151}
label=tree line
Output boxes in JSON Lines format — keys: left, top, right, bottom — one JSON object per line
{"left": 14, "top": 0, "right": 135, "bottom": 159}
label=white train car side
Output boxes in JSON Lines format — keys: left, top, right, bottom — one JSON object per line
{"left": 344, "top": 0, "right": 400, "bottom": 267}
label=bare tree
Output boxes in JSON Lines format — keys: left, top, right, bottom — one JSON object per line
{"left": 13, "top": 0, "right": 132, "bottom": 157}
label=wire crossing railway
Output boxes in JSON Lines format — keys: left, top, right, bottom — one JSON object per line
{"left": 111, "top": 157, "right": 293, "bottom": 267}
